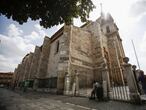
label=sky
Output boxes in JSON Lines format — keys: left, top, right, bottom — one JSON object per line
{"left": 0, "top": 0, "right": 146, "bottom": 73}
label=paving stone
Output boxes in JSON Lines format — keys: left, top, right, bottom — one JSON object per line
{"left": 0, "top": 88, "right": 146, "bottom": 110}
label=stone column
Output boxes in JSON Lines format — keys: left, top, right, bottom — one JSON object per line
{"left": 102, "top": 80, "right": 108, "bottom": 98}
{"left": 123, "top": 57, "right": 141, "bottom": 104}
{"left": 64, "top": 73, "right": 70, "bottom": 95}
{"left": 75, "top": 71, "right": 79, "bottom": 95}
{"left": 71, "top": 70, "right": 79, "bottom": 96}
{"left": 102, "top": 64, "right": 111, "bottom": 99}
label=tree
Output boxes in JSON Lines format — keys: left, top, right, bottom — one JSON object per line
{"left": 0, "top": 0, "right": 95, "bottom": 28}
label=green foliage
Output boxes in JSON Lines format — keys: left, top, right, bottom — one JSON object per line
{"left": 0, "top": 0, "right": 95, "bottom": 28}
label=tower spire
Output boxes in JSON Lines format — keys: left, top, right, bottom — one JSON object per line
{"left": 100, "top": 3, "right": 103, "bottom": 16}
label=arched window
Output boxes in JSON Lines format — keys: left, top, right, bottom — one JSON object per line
{"left": 106, "top": 26, "right": 110, "bottom": 33}
{"left": 56, "top": 40, "right": 59, "bottom": 53}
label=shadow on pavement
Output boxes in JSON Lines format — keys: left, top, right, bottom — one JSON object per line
{"left": 0, "top": 102, "right": 7, "bottom": 110}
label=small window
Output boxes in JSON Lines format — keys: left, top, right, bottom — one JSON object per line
{"left": 56, "top": 40, "right": 59, "bottom": 53}
{"left": 106, "top": 26, "right": 110, "bottom": 33}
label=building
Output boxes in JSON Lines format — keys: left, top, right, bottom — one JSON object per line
{"left": 13, "top": 13, "right": 126, "bottom": 95}
{"left": 0, "top": 72, "right": 13, "bottom": 87}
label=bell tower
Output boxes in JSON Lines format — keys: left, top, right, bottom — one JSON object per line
{"left": 100, "top": 13, "right": 118, "bottom": 35}
{"left": 100, "top": 13, "right": 125, "bottom": 84}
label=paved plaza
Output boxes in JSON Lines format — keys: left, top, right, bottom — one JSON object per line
{"left": 0, "top": 88, "right": 146, "bottom": 110}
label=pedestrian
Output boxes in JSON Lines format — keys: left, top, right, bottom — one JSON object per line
{"left": 138, "top": 70, "right": 146, "bottom": 94}
{"left": 90, "top": 81, "right": 96, "bottom": 99}
{"left": 95, "top": 82, "right": 100, "bottom": 100}
{"left": 98, "top": 82, "right": 103, "bottom": 101}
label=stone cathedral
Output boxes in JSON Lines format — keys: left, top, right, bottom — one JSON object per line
{"left": 13, "top": 13, "right": 126, "bottom": 96}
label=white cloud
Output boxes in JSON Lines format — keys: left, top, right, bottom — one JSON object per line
{"left": 0, "top": 34, "right": 24, "bottom": 57}
{"left": 0, "top": 23, "right": 59, "bottom": 72}
{"left": 34, "top": 23, "right": 46, "bottom": 37}
{"left": 128, "top": 12, "right": 146, "bottom": 23}
{"left": 130, "top": 0, "right": 146, "bottom": 16}
{"left": 24, "top": 31, "right": 40, "bottom": 41}
{"left": 34, "top": 24, "right": 43, "bottom": 30}
{"left": 8, "top": 24, "right": 23, "bottom": 37}
{"left": 139, "top": 32, "right": 146, "bottom": 71}
{"left": 0, "top": 54, "right": 18, "bottom": 72}
{"left": 0, "top": 23, "right": 46, "bottom": 72}
{"left": 140, "top": 32, "right": 146, "bottom": 53}
{"left": 0, "top": 33, "right": 35, "bottom": 72}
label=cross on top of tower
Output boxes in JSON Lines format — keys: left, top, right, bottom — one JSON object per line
{"left": 100, "top": 3, "right": 103, "bottom": 15}
{"left": 100, "top": 3, "right": 104, "bottom": 18}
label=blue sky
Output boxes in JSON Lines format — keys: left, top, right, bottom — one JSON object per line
{"left": 0, "top": 0, "right": 146, "bottom": 73}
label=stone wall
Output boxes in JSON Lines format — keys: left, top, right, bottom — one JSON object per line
{"left": 15, "top": 64, "right": 21, "bottom": 85}
{"left": 69, "top": 26, "right": 94, "bottom": 89}
{"left": 24, "top": 53, "right": 33, "bottom": 79}
{"left": 37, "top": 37, "right": 51, "bottom": 79}
{"left": 82, "top": 21, "right": 107, "bottom": 81}
{"left": 19, "top": 61, "right": 25, "bottom": 81}
{"left": 47, "top": 35, "right": 63, "bottom": 78}
{"left": 29, "top": 46, "right": 41, "bottom": 79}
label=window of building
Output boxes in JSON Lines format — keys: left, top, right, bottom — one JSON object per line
{"left": 56, "top": 40, "right": 59, "bottom": 53}
{"left": 106, "top": 26, "right": 110, "bottom": 33}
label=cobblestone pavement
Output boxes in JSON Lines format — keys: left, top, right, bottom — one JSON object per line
{"left": 0, "top": 88, "right": 146, "bottom": 110}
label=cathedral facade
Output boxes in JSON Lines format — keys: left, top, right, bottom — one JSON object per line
{"left": 13, "top": 13, "right": 126, "bottom": 95}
